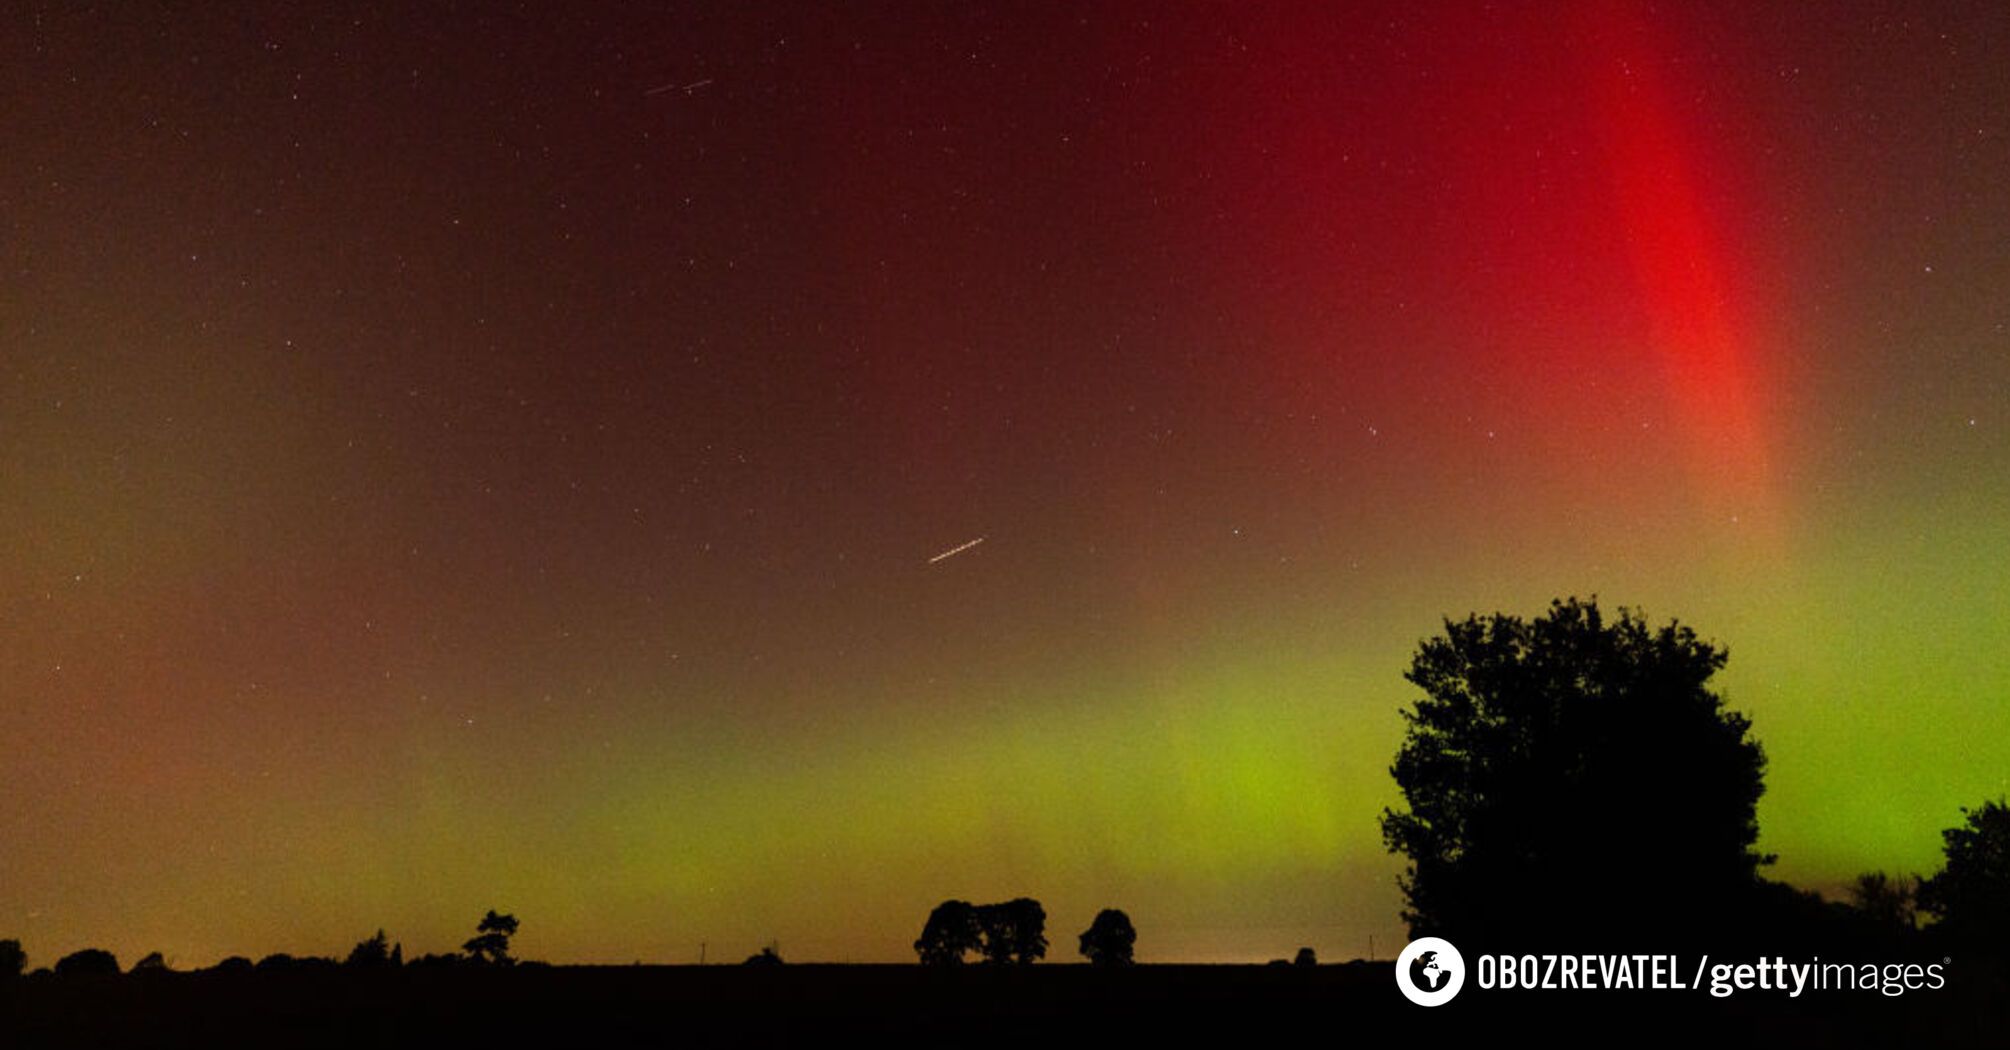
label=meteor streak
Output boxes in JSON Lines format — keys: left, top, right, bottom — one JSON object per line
{"left": 644, "top": 79, "right": 713, "bottom": 97}
{"left": 927, "top": 537, "right": 985, "bottom": 564}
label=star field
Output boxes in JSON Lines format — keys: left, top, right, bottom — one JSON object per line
{"left": 2, "top": 2, "right": 2007, "bottom": 965}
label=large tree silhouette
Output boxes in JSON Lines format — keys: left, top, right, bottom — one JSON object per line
{"left": 1380, "top": 598, "right": 1769, "bottom": 948}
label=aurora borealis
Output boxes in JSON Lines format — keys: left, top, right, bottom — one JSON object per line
{"left": 4, "top": 2, "right": 2007, "bottom": 967}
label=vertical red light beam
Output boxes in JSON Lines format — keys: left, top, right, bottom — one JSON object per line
{"left": 1584, "top": 3, "right": 1779, "bottom": 533}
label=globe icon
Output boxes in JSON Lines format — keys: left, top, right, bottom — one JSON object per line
{"left": 1408, "top": 950, "right": 1448, "bottom": 991}
{"left": 1395, "top": 936, "right": 1466, "bottom": 1006}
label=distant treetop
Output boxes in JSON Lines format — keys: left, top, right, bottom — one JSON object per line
{"left": 464, "top": 910, "right": 520, "bottom": 966}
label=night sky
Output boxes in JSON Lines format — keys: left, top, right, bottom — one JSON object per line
{"left": 5, "top": 2, "right": 2007, "bottom": 966}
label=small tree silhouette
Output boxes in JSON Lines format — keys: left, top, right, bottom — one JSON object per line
{"left": 1848, "top": 872, "right": 1919, "bottom": 935}
{"left": 346, "top": 929, "right": 394, "bottom": 968}
{"left": 976, "top": 898, "right": 1047, "bottom": 965}
{"left": 54, "top": 949, "right": 119, "bottom": 977}
{"left": 1078, "top": 909, "right": 1137, "bottom": 966}
{"left": 917, "top": 898, "right": 1046, "bottom": 964}
{"left": 915, "top": 900, "right": 982, "bottom": 965}
{"left": 976, "top": 904, "right": 1013, "bottom": 965}
{"left": 0, "top": 939, "right": 24, "bottom": 980}
{"left": 1293, "top": 947, "right": 1317, "bottom": 967}
{"left": 1918, "top": 799, "right": 2010, "bottom": 953}
{"left": 131, "top": 951, "right": 168, "bottom": 973}
{"left": 463, "top": 910, "right": 519, "bottom": 966}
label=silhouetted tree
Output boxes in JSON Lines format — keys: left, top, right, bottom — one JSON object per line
{"left": 1293, "top": 947, "right": 1317, "bottom": 967}
{"left": 915, "top": 900, "right": 983, "bottom": 965}
{"left": 0, "top": 939, "right": 23, "bottom": 980}
{"left": 1918, "top": 799, "right": 2010, "bottom": 954}
{"left": 1380, "top": 598, "right": 1770, "bottom": 948}
{"left": 976, "top": 905, "right": 1013, "bottom": 965}
{"left": 743, "top": 944, "right": 785, "bottom": 966}
{"left": 1849, "top": 871, "right": 1919, "bottom": 935}
{"left": 1078, "top": 909, "right": 1137, "bottom": 967}
{"left": 463, "top": 910, "right": 519, "bottom": 965}
{"left": 131, "top": 951, "right": 167, "bottom": 973}
{"left": 212, "top": 956, "right": 253, "bottom": 974}
{"left": 255, "top": 953, "right": 297, "bottom": 970}
{"left": 346, "top": 929, "right": 394, "bottom": 968}
{"left": 54, "top": 949, "right": 119, "bottom": 977}
{"left": 976, "top": 898, "right": 1047, "bottom": 965}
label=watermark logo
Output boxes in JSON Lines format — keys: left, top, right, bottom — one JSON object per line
{"left": 1395, "top": 936, "right": 1466, "bottom": 1007}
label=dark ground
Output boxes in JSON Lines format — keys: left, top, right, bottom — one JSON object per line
{"left": 3, "top": 960, "right": 2004, "bottom": 1048}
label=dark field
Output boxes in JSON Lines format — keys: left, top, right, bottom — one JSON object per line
{"left": 5, "top": 961, "right": 2005, "bottom": 1048}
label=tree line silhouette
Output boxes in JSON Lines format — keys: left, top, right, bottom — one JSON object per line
{"left": 1, "top": 909, "right": 524, "bottom": 980}
{"left": 3, "top": 598, "right": 2005, "bottom": 980}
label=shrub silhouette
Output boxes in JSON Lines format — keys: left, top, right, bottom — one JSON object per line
{"left": 212, "top": 956, "right": 253, "bottom": 974}
{"left": 1078, "top": 909, "right": 1137, "bottom": 966}
{"left": 915, "top": 900, "right": 982, "bottom": 965}
{"left": 54, "top": 949, "right": 119, "bottom": 977}
{"left": 743, "top": 944, "right": 785, "bottom": 966}
{"left": 463, "top": 910, "right": 520, "bottom": 965}
{"left": 131, "top": 951, "right": 168, "bottom": 973}
{"left": 1918, "top": 798, "right": 2010, "bottom": 955}
{"left": 0, "top": 939, "right": 23, "bottom": 979}
{"left": 1380, "top": 598, "right": 1769, "bottom": 948}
